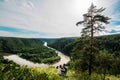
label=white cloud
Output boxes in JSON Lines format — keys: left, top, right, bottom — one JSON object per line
{"left": 0, "top": 0, "right": 119, "bottom": 38}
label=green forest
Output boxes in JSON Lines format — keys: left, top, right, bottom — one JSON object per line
{"left": 1, "top": 34, "right": 120, "bottom": 80}
{"left": 0, "top": 37, "right": 60, "bottom": 64}
{"left": 49, "top": 34, "right": 120, "bottom": 79}
{"left": 49, "top": 34, "right": 120, "bottom": 57}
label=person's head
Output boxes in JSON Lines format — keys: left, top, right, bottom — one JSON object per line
{"left": 56, "top": 66, "right": 58, "bottom": 69}
{"left": 63, "top": 64, "right": 66, "bottom": 66}
{"left": 59, "top": 65, "right": 62, "bottom": 68}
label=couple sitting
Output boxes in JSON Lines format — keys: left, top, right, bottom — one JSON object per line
{"left": 56, "top": 64, "right": 68, "bottom": 76}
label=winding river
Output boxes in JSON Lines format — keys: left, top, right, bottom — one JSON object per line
{"left": 3, "top": 42, "right": 70, "bottom": 68}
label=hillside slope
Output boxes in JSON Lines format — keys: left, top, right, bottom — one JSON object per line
{"left": 0, "top": 37, "right": 44, "bottom": 53}
{"left": 48, "top": 34, "right": 120, "bottom": 56}
{"left": 0, "top": 37, "right": 60, "bottom": 64}
{"left": 48, "top": 37, "right": 77, "bottom": 56}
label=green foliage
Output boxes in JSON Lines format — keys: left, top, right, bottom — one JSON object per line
{"left": 68, "top": 59, "right": 89, "bottom": 73}
{"left": 73, "top": 71, "right": 101, "bottom": 80}
{"left": 0, "top": 57, "right": 63, "bottom": 80}
{"left": 38, "top": 38, "right": 58, "bottom": 44}
{"left": 95, "top": 50, "right": 113, "bottom": 71}
{"left": 110, "top": 57, "right": 120, "bottom": 76}
{"left": 0, "top": 37, "right": 43, "bottom": 53}
{"left": 0, "top": 37, "right": 60, "bottom": 64}
{"left": 41, "top": 56, "right": 60, "bottom": 63}
{"left": 96, "top": 34, "right": 120, "bottom": 53}
{"left": 48, "top": 37, "right": 77, "bottom": 56}
{"left": 0, "top": 40, "right": 3, "bottom": 52}
{"left": 1, "top": 56, "right": 120, "bottom": 80}
{"left": 18, "top": 49, "right": 60, "bottom": 64}
{"left": 95, "top": 50, "right": 113, "bottom": 79}
{"left": 0, "top": 57, "right": 49, "bottom": 80}
{"left": 66, "top": 34, "right": 120, "bottom": 78}
{"left": 48, "top": 34, "right": 120, "bottom": 76}
{"left": 49, "top": 34, "right": 120, "bottom": 57}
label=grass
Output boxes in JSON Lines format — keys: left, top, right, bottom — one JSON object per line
{"left": 107, "top": 75, "right": 120, "bottom": 80}
{"left": 31, "top": 67, "right": 120, "bottom": 80}
{"left": 31, "top": 67, "right": 76, "bottom": 80}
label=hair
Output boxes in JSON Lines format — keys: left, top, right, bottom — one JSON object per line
{"left": 56, "top": 66, "right": 58, "bottom": 69}
{"left": 63, "top": 64, "right": 66, "bottom": 66}
{"left": 59, "top": 65, "right": 63, "bottom": 69}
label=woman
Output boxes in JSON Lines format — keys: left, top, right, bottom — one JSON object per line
{"left": 57, "top": 65, "right": 65, "bottom": 76}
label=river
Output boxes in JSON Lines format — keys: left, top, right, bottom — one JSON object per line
{"left": 3, "top": 42, "right": 70, "bottom": 68}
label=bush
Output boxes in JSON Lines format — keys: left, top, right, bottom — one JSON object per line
{"left": 0, "top": 57, "right": 49, "bottom": 80}
{"left": 73, "top": 72, "right": 101, "bottom": 80}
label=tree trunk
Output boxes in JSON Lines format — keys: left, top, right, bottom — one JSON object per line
{"left": 89, "top": 18, "right": 94, "bottom": 75}
{"left": 89, "top": 54, "right": 92, "bottom": 75}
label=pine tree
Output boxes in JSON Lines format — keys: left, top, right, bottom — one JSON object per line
{"left": 76, "top": 3, "right": 110, "bottom": 75}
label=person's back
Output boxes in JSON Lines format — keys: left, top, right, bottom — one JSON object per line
{"left": 57, "top": 65, "right": 64, "bottom": 76}
{"left": 63, "top": 64, "right": 68, "bottom": 75}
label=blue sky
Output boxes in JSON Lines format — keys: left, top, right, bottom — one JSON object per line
{"left": 0, "top": 26, "right": 47, "bottom": 35}
{"left": 0, "top": 0, "right": 120, "bottom": 38}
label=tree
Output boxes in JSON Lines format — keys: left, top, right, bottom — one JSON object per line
{"left": 96, "top": 50, "right": 113, "bottom": 80}
{"left": 76, "top": 3, "right": 110, "bottom": 75}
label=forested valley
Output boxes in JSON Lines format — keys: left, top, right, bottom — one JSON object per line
{"left": 0, "top": 37, "right": 60, "bottom": 64}
{"left": 1, "top": 34, "right": 120, "bottom": 80}
{"left": 49, "top": 28, "right": 120, "bottom": 80}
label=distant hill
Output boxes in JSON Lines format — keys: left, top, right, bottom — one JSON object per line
{"left": 48, "top": 37, "right": 77, "bottom": 56}
{"left": 48, "top": 34, "right": 120, "bottom": 56}
{"left": 37, "top": 38, "right": 58, "bottom": 44}
{"left": 0, "top": 37, "right": 44, "bottom": 53}
{"left": 37, "top": 37, "right": 78, "bottom": 44}
{"left": 1, "top": 33, "right": 120, "bottom": 55}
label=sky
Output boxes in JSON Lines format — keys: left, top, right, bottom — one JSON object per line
{"left": 0, "top": 0, "right": 120, "bottom": 38}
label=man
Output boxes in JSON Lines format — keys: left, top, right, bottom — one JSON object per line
{"left": 63, "top": 64, "right": 68, "bottom": 75}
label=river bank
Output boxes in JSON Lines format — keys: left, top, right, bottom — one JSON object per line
{"left": 3, "top": 42, "right": 70, "bottom": 68}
